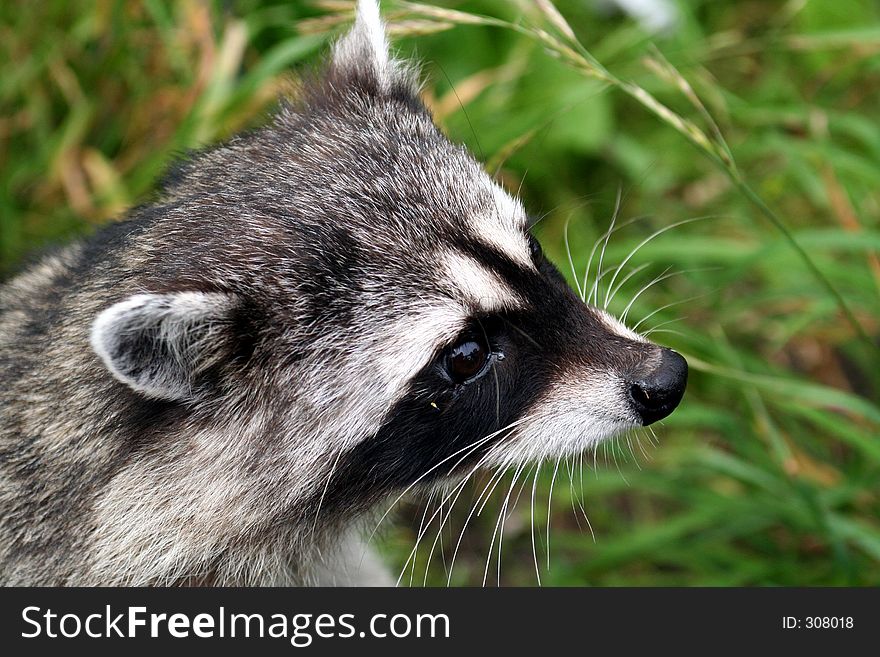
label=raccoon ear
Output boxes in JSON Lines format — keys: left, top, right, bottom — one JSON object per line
{"left": 331, "top": 0, "right": 413, "bottom": 92}
{"left": 90, "top": 292, "right": 242, "bottom": 402}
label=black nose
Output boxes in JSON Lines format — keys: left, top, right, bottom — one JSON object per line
{"left": 628, "top": 348, "right": 688, "bottom": 426}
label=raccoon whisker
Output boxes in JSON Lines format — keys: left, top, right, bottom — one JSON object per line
{"left": 480, "top": 470, "right": 504, "bottom": 587}
{"left": 589, "top": 264, "right": 619, "bottom": 305}
{"left": 611, "top": 435, "right": 631, "bottom": 486}
{"left": 581, "top": 216, "right": 613, "bottom": 303}
{"left": 581, "top": 214, "right": 651, "bottom": 301}
{"left": 505, "top": 464, "right": 535, "bottom": 583}
{"left": 543, "top": 192, "right": 603, "bottom": 222}
{"left": 514, "top": 168, "right": 530, "bottom": 203}
{"left": 435, "top": 63, "right": 484, "bottom": 161}
{"left": 529, "top": 193, "right": 601, "bottom": 235}
{"left": 510, "top": 462, "right": 533, "bottom": 512}
{"left": 630, "top": 293, "right": 704, "bottom": 331}
{"left": 603, "top": 262, "right": 653, "bottom": 310}
{"left": 619, "top": 266, "right": 675, "bottom": 324}
{"left": 546, "top": 456, "right": 563, "bottom": 571}
{"left": 426, "top": 497, "right": 447, "bottom": 586}
{"left": 500, "top": 465, "right": 529, "bottom": 585}
{"left": 446, "top": 465, "right": 508, "bottom": 586}
{"left": 642, "top": 328, "right": 687, "bottom": 338}
{"left": 440, "top": 497, "right": 450, "bottom": 579}
{"left": 578, "top": 450, "right": 587, "bottom": 488}
{"left": 579, "top": 492, "right": 597, "bottom": 544}
{"left": 565, "top": 456, "right": 583, "bottom": 532}
{"left": 397, "top": 469, "right": 476, "bottom": 587}
{"left": 485, "top": 462, "right": 528, "bottom": 587}
{"left": 374, "top": 456, "right": 481, "bottom": 581}
{"left": 621, "top": 266, "right": 718, "bottom": 325}
{"left": 564, "top": 215, "right": 585, "bottom": 300}
{"left": 642, "top": 315, "right": 687, "bottom": 335}
{"left": 530, "top": 464, "right": 543, "bottom": 586}
{"left": 527, "top": 205, "right": 557, "bottom": 232}
{"left": 576, "top": 453, "right": 593, "bottom": 540}
{"left": 410, "top": 489, "right": 437, "bottom": 587}
{"left": 644, "top": 429, "right": 655, "bottom": 455}
{"left": 588, "top": 187, "right": 623, "bottom": 306}
{"left": 368, "top": 435, "right": 485, "bottom": 549}
{"left": 623, "top": 432, "right": 635, "bottom": 465}
{"left": 421, "top": 495, "right": 446, "bottom": 587}
{"left": 503, "top": 317, "right": 541, "bottom": 350}
{"left": 635, "top": 430, "right": 652, "bottom": 461}
{"left": 604, "top": 215, "right": 713, "bottom": 311}
{"left": 492, "top": 367, "right": 501, "bottom": 434}
{"left": 566, "top": 451, "right": 596, "bottom": 543}
{"left": 476, "top": 464, "right": 508, "bottom": 517}
{"left": 399, "top": 442, "right": 506, "bottom": 587}
{"left": 433, "top": 468, "right": 492, "bottom": 589}
{"left": 368, "top": 417, "right": 528, "bottom": 546}
{"left": 625, "top": 432, "right": 641, "bottom": 470}
{"left": 496, "top": 464, "right": 535, "bottom": 586}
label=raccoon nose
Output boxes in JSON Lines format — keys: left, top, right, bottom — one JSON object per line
{"left": 627, "top": 348, "right": 688, "bottom": 426}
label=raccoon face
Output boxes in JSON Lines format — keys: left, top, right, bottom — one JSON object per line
{"left": 89, "top": 1, "right": 686, "bottom": 519}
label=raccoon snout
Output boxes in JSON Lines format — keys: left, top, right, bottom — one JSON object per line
{"left": 626, "top": 348, "right": 688, "bottom": 425}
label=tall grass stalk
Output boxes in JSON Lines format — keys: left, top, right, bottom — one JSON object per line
{"left": 395, "top": 0, "right": 872, "bottom": 347}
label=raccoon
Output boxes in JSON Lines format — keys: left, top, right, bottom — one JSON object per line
{"left": 0, "top": 0, "right": 686, "bottom": 586}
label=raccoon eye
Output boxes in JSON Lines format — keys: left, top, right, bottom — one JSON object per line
{"left": 445, "top": 338, "right": 490, "bottom": 383}
{"left": 528, "top": 234, "right": 543, "bottom": 262}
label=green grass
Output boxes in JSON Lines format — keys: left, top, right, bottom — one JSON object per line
{"left": 2, "top": 0, "right": 878, "bottom": 586}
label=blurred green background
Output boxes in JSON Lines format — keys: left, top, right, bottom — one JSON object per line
{"left": 1, "top": 0, "right": 878, "bottom": 585}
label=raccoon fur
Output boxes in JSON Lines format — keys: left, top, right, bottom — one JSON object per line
{"left": 0, "top": 0, "right": 687, "bottom": 586}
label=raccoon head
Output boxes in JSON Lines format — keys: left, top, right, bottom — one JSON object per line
{"left": 89, "top": 0, "right": 686, "bottom": 524}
